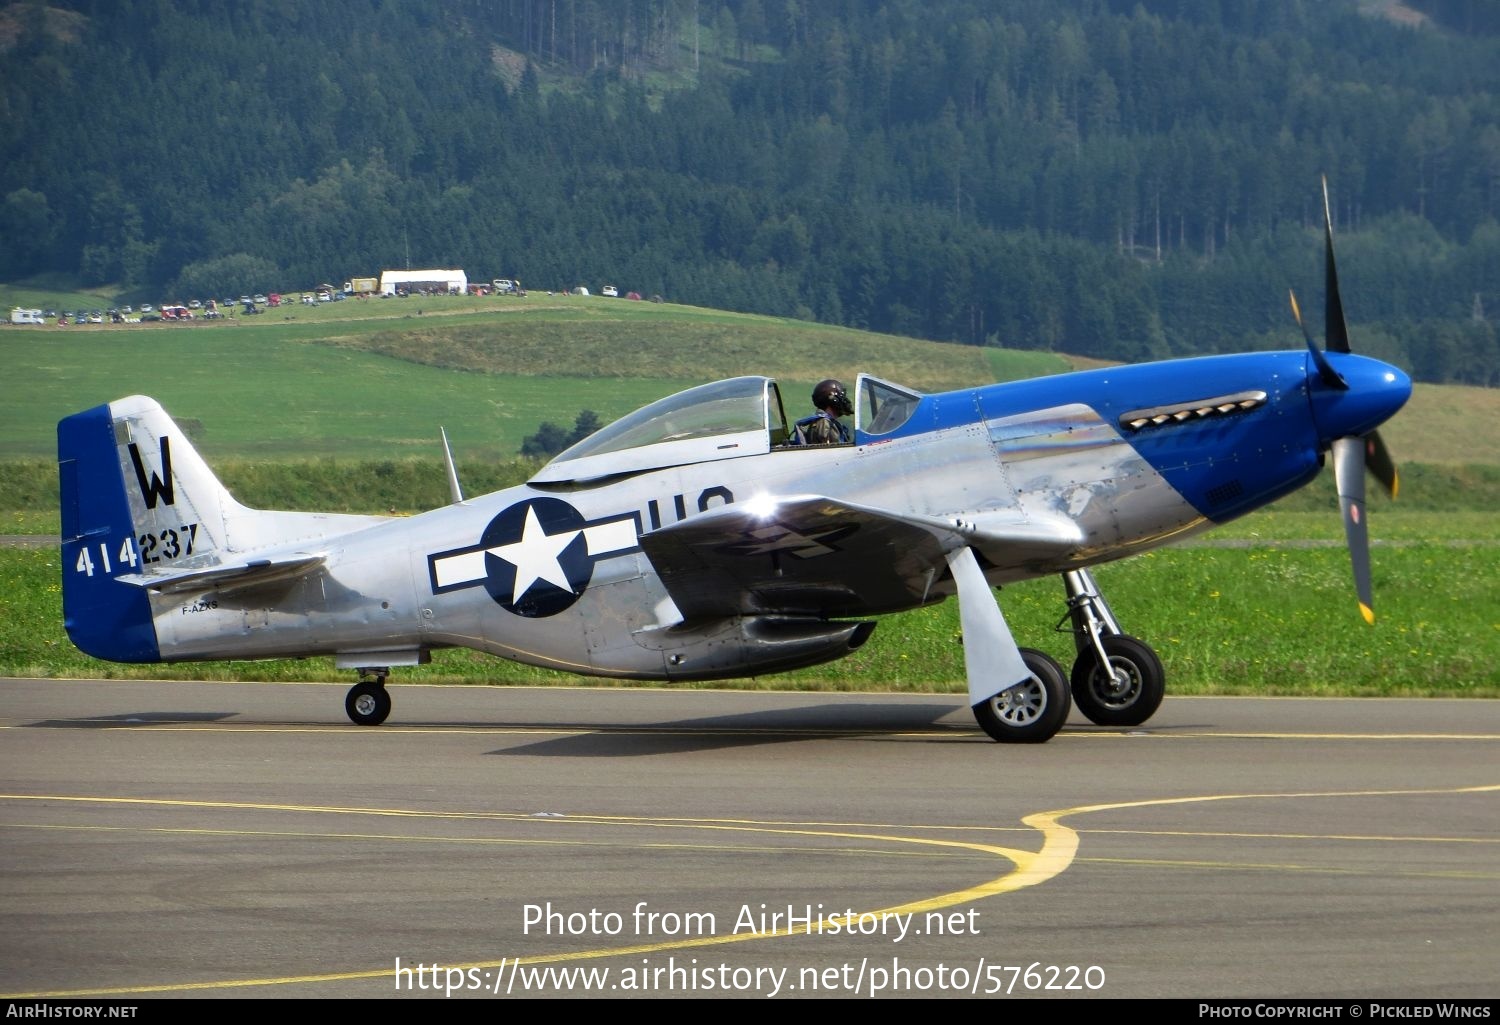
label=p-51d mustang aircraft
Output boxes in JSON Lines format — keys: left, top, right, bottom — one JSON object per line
{"left": 58, "top": 181, "right": 1409, "bottom": 743}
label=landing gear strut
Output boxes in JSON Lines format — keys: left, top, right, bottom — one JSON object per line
{"left": 1060, "top": 569, "right": 1165, "bottom": 727}
{"left": 346, "top": 669, "right": 392, "bottom": 726}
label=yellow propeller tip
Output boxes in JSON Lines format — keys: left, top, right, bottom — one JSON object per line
{"left": 1359, "top": 603, "right": 1375, "bottom": 626}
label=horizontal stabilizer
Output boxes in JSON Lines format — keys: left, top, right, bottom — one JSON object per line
{"left": 118, "top": 553, "right": 327, "bottom": 596}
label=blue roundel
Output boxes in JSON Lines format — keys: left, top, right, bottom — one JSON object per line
{"left": 480, "top": 497, "right": 593, "bottom": 617}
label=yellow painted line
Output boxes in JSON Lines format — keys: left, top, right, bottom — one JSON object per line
{"left": 1080, "top": 856, "right": 1500, "bottom": 881}
{"left": 1043, "top": 783, "right": 1500, "bottom": 821}
{"left": 0, "top": 797, "right": 1078, "bottom": 998}
{"left": 4, "top": 783, "right": 1496, "bottom": 998}
{"left": 5, "top": 793, "right": 1018, "bottom": 827}
{"left": 1137, "top": 731, "right": 1500, "bottom": 741}
{"left": 1081, "top": 827, "right": 1500, "bottom": 844}
{"left": 0, "top": 823, "right": 1004, "bottom": 864}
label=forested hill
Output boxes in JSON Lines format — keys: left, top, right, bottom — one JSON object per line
{"left": 3, "top": 0, "right": 1498, "bottom": 384}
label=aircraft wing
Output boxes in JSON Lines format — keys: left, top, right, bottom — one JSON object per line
{"left": 639, "top": 494, "right": 1081, "bottom": 620}
{"left": 117, "top": 553, "right": 327, "bottom": 596}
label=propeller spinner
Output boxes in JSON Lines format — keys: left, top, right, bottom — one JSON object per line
{"left": 1289, "top": 177, "right": 1410, "bottom": 624}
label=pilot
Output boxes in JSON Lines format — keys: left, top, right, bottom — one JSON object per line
{"left": 795, "top": 379, "right": 854, "bottom": 445}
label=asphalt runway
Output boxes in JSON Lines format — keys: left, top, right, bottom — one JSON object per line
{"left": 0, "top": 677, "right": 1496, "bottom": 1001}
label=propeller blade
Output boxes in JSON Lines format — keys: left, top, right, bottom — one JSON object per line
{"left": 1332, "top": 435, "right": 1375, "bottom": 624}
{"left": 1289, "top": 288, "right": 1311, "bottom": 343}
{"left": 1364, "top": 429, "right": 1399, "bottom": 499}
{"left": 1292, "top": 288, "right": 1348, "bottom": 390}
{"left": 1322, "top": 175, "right": 1352, "bottom": 354}
{"left": 1301, "top": 178, "right": 1402, "bottom": 622}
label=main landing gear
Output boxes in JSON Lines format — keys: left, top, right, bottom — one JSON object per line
{"left": 345, "top": 669, "right": 392, "bottom": 726}
{"left": 971, "top": 647, "right": 1071, "bottom": 744}
{"left": 1058, "top": 569, "right": 1165, "bottom": 727}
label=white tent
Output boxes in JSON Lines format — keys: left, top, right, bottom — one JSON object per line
{"left": 379, "top": 269, "right": 468, "bottom": 295}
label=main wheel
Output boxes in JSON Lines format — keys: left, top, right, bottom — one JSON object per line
{"left": 1070, "top": 634, "right": 1164, "bottom": 726}
{"left": 972, "top": 648, "right": 1071, "bottom": 744}
{"left": 345, "top": 681, "right": 392, "bottom": 726}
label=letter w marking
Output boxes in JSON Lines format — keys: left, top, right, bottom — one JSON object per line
{"left": 128, "top": 436, "right": 175, "bottom": 509}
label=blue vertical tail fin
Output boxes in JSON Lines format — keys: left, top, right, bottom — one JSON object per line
{"left": 57, "top": 396, "right": 245, "bottom": 662}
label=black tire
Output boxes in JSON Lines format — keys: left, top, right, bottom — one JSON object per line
{"left": 1070, "top": 634, "right": 1165, "bottom": 726}
{"left": 972, "top": 648, "right": 1072, "bottom": 744}
{"left": 345, "top": 681, "right": 392, "bottom": 726}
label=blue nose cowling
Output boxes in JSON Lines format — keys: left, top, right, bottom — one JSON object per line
{"left": 1307, "top": 352, "right": 1412, "bottom": 447}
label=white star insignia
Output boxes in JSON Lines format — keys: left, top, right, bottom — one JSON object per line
{"left": 489, "top": 506, "right": 581, "bottom": 600}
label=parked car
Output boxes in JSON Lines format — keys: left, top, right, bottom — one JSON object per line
{"left": 601, "top": 284, "right": 619, "bottom": 297}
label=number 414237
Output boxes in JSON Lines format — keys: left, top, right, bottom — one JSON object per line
{"left": 74, "top": 524, "right": 199, "bottom": 576}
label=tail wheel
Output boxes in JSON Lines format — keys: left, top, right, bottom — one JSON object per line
{"left": 346, "top": 681, "right": 392, "bottom": 726}
{"left": 973, "top": 648, "right": 1071, "bottom": 744}
{"left": 1070, "top": 634, "right": 1164, "bottom": 726}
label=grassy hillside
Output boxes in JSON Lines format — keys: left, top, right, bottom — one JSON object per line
{"left": 2, "top": 292, "right": 1067, "bottom": 464}
{"left": 3, "top": 289, "right": 1495, "bottom": 467}
{"left": 3, "top": 290, "right": 1498, "bottom": 526}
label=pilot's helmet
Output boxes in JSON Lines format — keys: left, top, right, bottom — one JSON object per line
{"left": 813, "top": 379, "right": 853, "bottom": 416}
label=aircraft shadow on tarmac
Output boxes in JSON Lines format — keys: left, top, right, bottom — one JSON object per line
{"left": 21, "top": 702, "right": 1209, "bottom": 755}
{"left": 485, "top": 701, "right": 1020, "bottom": 756}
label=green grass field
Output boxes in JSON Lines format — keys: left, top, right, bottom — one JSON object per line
{"left": 3, "top": 293, "right": 1496, "bottom": 697}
